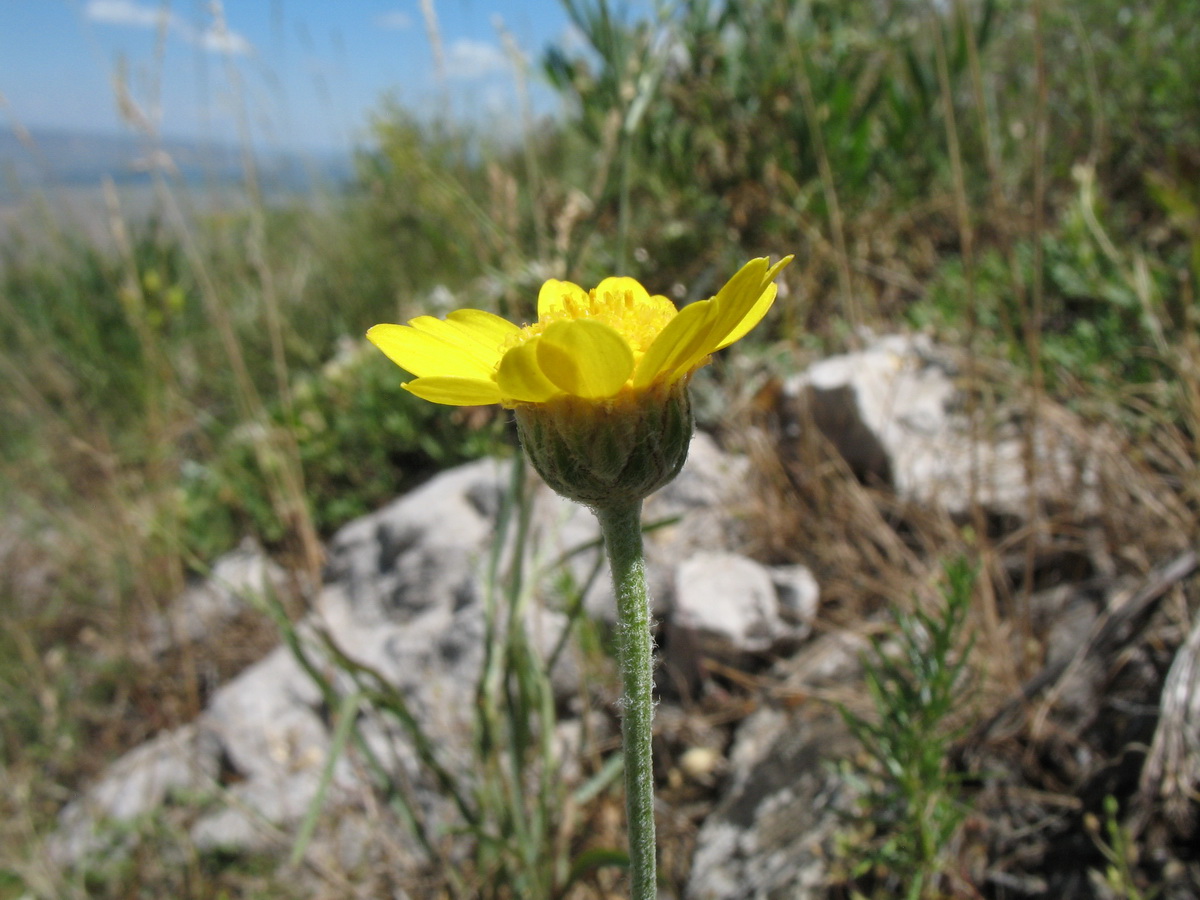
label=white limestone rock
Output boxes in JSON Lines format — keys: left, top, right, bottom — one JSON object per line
{"left": 687, "top": 630, "right": 867, "bottom": 899}
{"left": 671, "top": 552, "right": 818, "bottom": 655}
{"left": 49, "top": 724, "right": 222, "bottom": 865}
{"left": 146, "top": 538, "right": 287, "bottom": 655}
{"left": 781, "top": 333, "right": 1092, "bottom": 518}
{"left": 49, "top": 437, "right": 781, "bottom": 873}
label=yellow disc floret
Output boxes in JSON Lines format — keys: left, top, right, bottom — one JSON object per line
{"left": 524, "top": 277, "right": 678, "bottom": 365}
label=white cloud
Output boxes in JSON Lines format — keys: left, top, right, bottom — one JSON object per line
{"left": 84, "top": 0, "right": 252, "bottom": 56}
{"left": 444, "top": 39, "right": 508, "bottom": 81}
{"left": 375, "top": 10, "right": 412, "bottom": 30}
{"left": 85, "top": 0, "right": 168, "bottom": 28}
{"left": 193, "top": 24, "right": 253, "bottom": 55}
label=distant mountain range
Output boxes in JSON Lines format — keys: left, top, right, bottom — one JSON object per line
{"left": 0, "top": 128, "right": 354, "bottom": 202}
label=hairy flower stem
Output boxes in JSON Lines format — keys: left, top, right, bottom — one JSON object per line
{"left": 595, "top": 499, "right": 657, "bottom": 900}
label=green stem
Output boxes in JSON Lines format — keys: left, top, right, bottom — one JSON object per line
{"left": 594, "top": 500, "right": 657, "bottom": 900}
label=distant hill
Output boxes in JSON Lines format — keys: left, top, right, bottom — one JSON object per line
{"left": 0, "top": 128, "right": 353, "bottom": 203}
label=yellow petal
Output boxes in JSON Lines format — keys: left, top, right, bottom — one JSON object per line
{"left": 537, "top": 279, "right": 589, "bottom": 318}
{"left": 714, "top": 283, "right": 777, "bottom": 350}
{"left": 367, "top": 323, "right": 495, "bottom": 380}
{"left": 408, "top": 312, "right": 511, "bottom": 370}
{"left": 496, "top": 338, "right": 561, "bottom": 403}
{"left": 537, "top": 319, "right": 634, "bottom": 398}
{"left": 633, "top": 300, "right": 719, "bottom": 388}
{"left": 446, "top": 308, "right": 521, "bottom": 347}
{"left": 592, "top": 275, "right": 650, "bottom": 306}
{"left": 711, "top": 255, "right": 793, "bottom": 350}
{"left": 701, "top": 258, "right": 771, "bottom": 348}
{"left": 763, "top": 254, "right": 794, "bottom": 285}
{"left": 403, "top": 376, "right": 503, "bottom": 406}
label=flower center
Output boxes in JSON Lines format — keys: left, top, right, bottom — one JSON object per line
{"left": 517, "top": 284, "right": 675, "bottom": 362}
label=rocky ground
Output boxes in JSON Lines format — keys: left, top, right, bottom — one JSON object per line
{"left": 45, "top": 334, "right": 1200, "bottom": 898}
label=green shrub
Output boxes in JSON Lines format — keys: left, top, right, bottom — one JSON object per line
{"left": 836, "top": 558, "right": 977, "bottom": 899}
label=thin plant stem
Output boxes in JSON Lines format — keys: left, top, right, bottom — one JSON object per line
{"left": 594, "top": 499, "right": 657, "bottom": 900}
{"left": 1024, "top": 0, "right": 1049, "bottom": 638}
{"left": 616, "top": 133, "right": 633, "bottom": 273}
{"left": 794, "top": 36, "right": 861, "bottom": 343}
{"left": 928, "top": 3, "right": 1015, "bottom": 691}
{"left": 495, "top": 16, "right": 548, "bottom": 260}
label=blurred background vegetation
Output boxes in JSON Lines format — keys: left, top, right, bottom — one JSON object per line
{"left": 2, "top": 0, "right": 1199, "bottom": 895}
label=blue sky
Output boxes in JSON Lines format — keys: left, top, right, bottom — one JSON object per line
{"left": 0, "top": 0, "right": 588, "bottom": 153}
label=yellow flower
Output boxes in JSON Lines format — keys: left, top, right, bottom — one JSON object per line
{"left": 366, "top": 256, "right": 793, "bottom": 409}
{"left": 368, "top": 255, "right": 792, "bottom": 506}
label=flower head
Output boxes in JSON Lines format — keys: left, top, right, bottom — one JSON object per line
{"left": 368, "top": 256, "right": 792, "bottom": 506}
{"left": 366, "top": 255, "right": 793, "bottom": 409}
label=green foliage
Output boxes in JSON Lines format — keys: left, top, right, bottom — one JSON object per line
{"left": 0, "top": 868, "right": 25, "bottom": 900}
{"left": 0, "top": 223, "right": 198, "bottom": 464}
{"left": 287, "top": 346, "right": 508, "bottom": 530}
{"left": 836, "top": 558, "right": 977, "bottom": 899}
{"left": 1086, "top": 795, "right": 1161, "bottom": 900}
{"left": 0, "top": 170, "right": 513, "bottom": 564}
{"left": 69, "top": 811, "right": 299, "bottom": 900}
{"left": 1038, "top": 0, "right": 1200, "bottom": 192}
{"left": 544, "top": 0, "right": 997, "bottom": 269}
{"left": 541, "top": 0, "right": 1198, "bottom": 341}
{"left": 353, "top": 102, "right": 527, "bottom": 290}
{"left": 176, "top": 342, "right": 507, "bottom": 561}
{"left": 1146, "top": 168, "right": 1200, "bottom": 295}
{"left": 909, "top": 163, "right": 1179, "bottom": 395}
